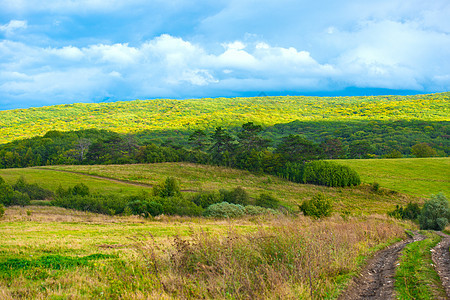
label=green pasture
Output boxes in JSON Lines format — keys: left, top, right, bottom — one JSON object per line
{"left": 336, "top": 157, "right": 450, "bottom": 197}
{"left": 0, "top": 168, "right": 152, "bottom": 195}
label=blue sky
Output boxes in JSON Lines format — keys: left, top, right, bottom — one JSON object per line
{"left": 1, "top": 0, "right": 449, "bottom": 110}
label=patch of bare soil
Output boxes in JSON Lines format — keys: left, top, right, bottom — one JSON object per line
{"left": 338, "top": 232, "right": 425, "bottom": 300}
{"left": 432, "top": 232, "right": 450, "bottom": 299}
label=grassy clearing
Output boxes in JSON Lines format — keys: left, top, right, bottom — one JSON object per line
{"left": 38, "top": 162, "right": 421, "bottom": 214}
{"left": 336, "top": 157, "right": 450, "bottom": 197}
{"left": 0, "top": 168, "right": 152, "bottom": 195}
{"left": 394, "top": 232, "right": 447, "bottom": 299}
{"left": 0, "top": 206, "right": 409, "bottom": 299}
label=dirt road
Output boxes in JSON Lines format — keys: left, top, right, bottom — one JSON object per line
{"left": 338, "top": 232, "right": 426, "bottom": 300}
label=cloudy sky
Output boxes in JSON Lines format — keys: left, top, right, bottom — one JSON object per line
{"left": 1, "top": 0, "right": 449, "bottom": 110}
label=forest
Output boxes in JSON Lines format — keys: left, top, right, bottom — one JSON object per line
{"left": 1, "top": 92, "right": 448, "bottom": 144}
{"left": 0, "top": 118, "right": 447, "bottom": 169}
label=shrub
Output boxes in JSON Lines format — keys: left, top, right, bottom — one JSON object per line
{"left": 189, "top": 191, "right": 222, "bottom": 208}
{"left": 299, "top": 193, "right": 333, "bottom": 219}
{"left": 371, "top": 182, "right": 380, "bottom": 193}
{"left": 0, "top": 182, "right": 14, "bottom": 206}
{"left": 13, "top": 176, "right": 54, "bottom": 200}
{"left": 72, "top": 183, "right": 90, "bottom": 196}
{"left": 55, "top": 183, "right": 90, "bottom": 198}
{"left": 127, "top": 199, "right": 163, "bottom": 218}
{"left": 418, "top": 193, "right": 449, "bottom": 231}
{"left": 303, "top": 161, "right": 360, "bottom": 187}
{"left": 153, "top": 177, "right": 181, "bottom": 198}
{"left": 388, "top": 202, "right": 421, "bottom": 220}
{"left": 203, "top": 202, "right": 245, "bottom": 218}
{"left": 158, "top": 196, "right": 203, "bottom": 216}
{"left": 0, "top": 204, "right": 4, "bottom": 218}
{"left": 51, "top": 194, "right": 128, "bottom": 215}
{"left": 255, "top": 193, "right": 280, "bottom": 209}
{"left": 11, "top": 191, "right": 31, "bottom": 206}
{"left": 220, "top": 187, "right": 249, "bottom": 206}
{"left": 244, "top": 205, "right": 278, "bottom": 216}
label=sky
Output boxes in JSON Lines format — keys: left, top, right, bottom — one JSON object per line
{"left": 1, "top": 0, "right": 449, "bottom": 110}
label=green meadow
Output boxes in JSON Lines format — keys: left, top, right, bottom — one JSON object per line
{"left": 336, "top": 157, "right": 450, "bottom": 197}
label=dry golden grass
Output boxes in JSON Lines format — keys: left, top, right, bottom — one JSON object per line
{"left": 0, "top": 206, "right": 411, "bottom": 299}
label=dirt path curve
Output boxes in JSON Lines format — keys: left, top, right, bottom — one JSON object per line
{"left": 338, "top": 232, "right": 426, "bottom": 300}
{"left": 35, "top": 167, "right": 198, "bottom": 192}
{"left": 432, "top": 232, "right": 450, "bottom": 298}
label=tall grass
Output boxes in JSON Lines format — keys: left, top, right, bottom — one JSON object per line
{"left": 106, "top": 215, "right": 406, "bottom": 299}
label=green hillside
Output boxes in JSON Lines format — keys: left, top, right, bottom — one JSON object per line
{"left": 1, "top": 92, "right": 449, "bottom": 144}
{"left": 336, "top": 157, "right": 450, "bottom": 197}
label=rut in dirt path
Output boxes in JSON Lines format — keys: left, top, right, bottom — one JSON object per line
{"left": 338, "top": 232, "right": 425, "bottom": 300}
{"left": 432, "top": 232, "right": 450, "bottom": 299}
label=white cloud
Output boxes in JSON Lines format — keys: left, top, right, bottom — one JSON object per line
{"left": 0, "top": 35, "right": 339, "bottom": 108}
{"left": 1, "top": 0, "right": 450, "bottom": 110}
{"left": 0, "top": 20, "right": 27, "bottom": 35}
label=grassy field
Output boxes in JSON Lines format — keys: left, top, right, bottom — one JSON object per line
{"left": 0, "top": 206, "right": 410, "bottom": 299}
{"left": 336, "top": 157, "right": 450, "bottom": 197}
{"left": 0, "top": 168, "right": 152, "bottom": 195}
{"left": 32, "top": 162, "right": 421, "bottom": 214}
{"left": 1, "top": 159, "right": 449, "bottom": 298}
{"left": 1, "top": 157, "right": 446, "bottom": 214}
{"left": 1, "top": 92, "right": 448, "bottom": 144}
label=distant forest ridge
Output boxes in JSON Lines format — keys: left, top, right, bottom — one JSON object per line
{"left": 0, "top": 92, "right": 449, "bottom": 145}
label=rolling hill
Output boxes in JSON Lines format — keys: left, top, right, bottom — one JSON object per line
{"left": 1, "top": 92, "right": 449, "bottom": 144}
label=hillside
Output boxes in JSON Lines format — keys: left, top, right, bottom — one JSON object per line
{"left": 336, "top": 157, "right": 450, "bottom": 197}
{"left": 0, "top": 161, "right": 431, "bottom": 214}
{"left": 1, "top": 92, "right": 449, "bottom": 144}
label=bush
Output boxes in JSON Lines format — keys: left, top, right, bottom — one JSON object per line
{"left": 203, "top": 202, "right": 245, "bottom": 218}
{"left": 0, "top": 182, "right": 14, "bottom": 206}
{"left": 72, "top": 183, "right": 90, "bottom": 196}
{"left": 158, "top": 196, "right": 203, "bottom": 216}
{"left": 0, "top": 204, "right": 4, "bottom": 218}
{"left": 13, "top": 176, "right": 55, "bottom": 200}
{"left": 153, "top": 177, "right": 181, "bottom": 198}
{"left": 189, "top": 191, "right": 222, "bottom": 208}
{"left": 371, "top": 182, "right": 380, "bottom": 193}
{"left": 299, "top": 193, "right": 333, "bottom": 219}
{"left": 127, "top": 199, "right": 163, "bottom": 218}
{"left": 244, "top": 205, "right": 278, "bottom": 216}
{"left": 55, "top": 183, "right": 90, "bottom": 198}
{"left": 51, "top": 194, "right": 128, "bottom": 215}
{"left": 11, "top": 191, "right": 31, "bottom": 206}
{"left": 418, "top": 193, "right": 449, "bottom": 231}
{"left": 388, "top": 202, "right": 421, "bottom": 220}
{"left": 255, "top": 193, "right": 280, "bottom": 209}
{"left": 303, "top": 161, "right": 360, "bottom": 187}
{"left": 220, "top": 187, "right": 249, "bottom": 206}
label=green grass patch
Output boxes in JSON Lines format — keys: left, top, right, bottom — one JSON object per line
{"left": 0, "top": 167, "right": 152, "bottom": 196}
{"left": 394, "top": 232, "right": 447, "bottom": 299}
{"left": 0, "top": 254, "right": 114, "bottom": 280}
{"left": 336, "top": 157, "right": 450, "bottom": 197}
